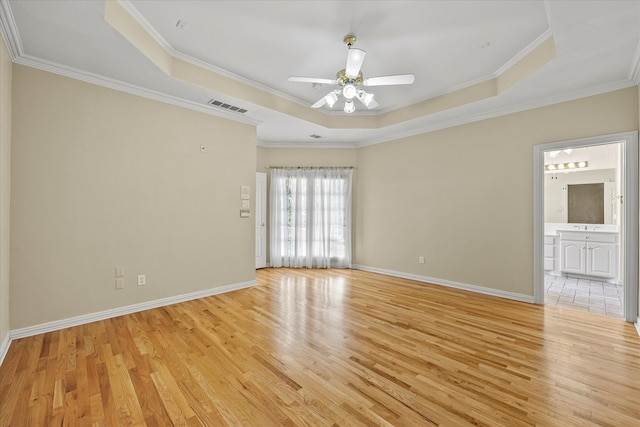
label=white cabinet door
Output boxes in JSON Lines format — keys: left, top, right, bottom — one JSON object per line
{"left": 559, "top": 231, "right": 619, "bottom": 280}
{"left": 587, "top": 243, "right": 617, "bottom": 278}
{"left": 560, "top": 241, "right": 586, "bottom": 274}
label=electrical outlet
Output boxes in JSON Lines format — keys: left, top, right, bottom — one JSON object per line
{"left": 419, "top": 256, "right": 425, "bottom": 264}
{"left": 137, "top": 274, "right": 146, "bottom": 286}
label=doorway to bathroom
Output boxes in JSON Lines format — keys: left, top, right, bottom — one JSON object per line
{"left": 543, "top": 143, "right": 623, "bottom": 316}
{"left": 533, "top": 132, "right": 638, "bottom": 323}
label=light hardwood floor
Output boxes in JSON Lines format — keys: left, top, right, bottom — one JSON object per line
{"left": 1, "top": 268, "right": 640, "bottom": 426}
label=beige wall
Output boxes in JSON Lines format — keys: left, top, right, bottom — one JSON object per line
{"left": 356, "top": 87, "right": 639, "bottom": 296}
{"left": 10, "top": 65, "right": 256, "bottom": 328}
{"left": 3, "top": 60, "right": 639, "bottom": 332}
{"left": 0, "top": 37, "right": 11, "bottom": 347}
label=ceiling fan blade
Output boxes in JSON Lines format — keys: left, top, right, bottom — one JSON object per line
{"left": 345, "top": 48, "right": 366, "bottom": 77}
{"left": 288, "top": 76, "right": 337, "bottom": 85}
{"left": 311, "top": 98, "right": 327, "bottom": 108}
{"left": 356, "top": 90, "right": 379, "bottom": 109}
{"left": 363, "top": 74, "right": 415, "bottom": 87}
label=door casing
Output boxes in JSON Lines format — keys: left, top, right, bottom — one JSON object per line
{"left": 533, "top": 131, "right": 638, "bottom": 323}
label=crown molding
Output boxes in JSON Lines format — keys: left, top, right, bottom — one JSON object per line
{"left": 14, "top": 54, "right": 261, "bottom": 126}
{"left": 0, "top": 0, "right": 21, "bottom": 60}
{"left": 117, "top": 0, "right": 311, "bottom": 110}
{"left": 256, "top": 140, "right": 359, "bottom": 149}
{"left": 353, "top": 79, "right": 637, "bottom": 148}
{"left": 495, "top": 28, "right": 554, "bottom": 77}
{"left": 115, "top": 0, "right": 561, "bottom": 121}
{"left": 376, "top": 72, "right": 496, "bottom": 115}
{"left": 378, "top": 29, "right": 554, "bottom": 114}
{"left": 259, "top": 78, "right": 635, "bottom": 149}
{"left": 0, "top": 0, "right": 261, "bottom": 126}
{"left": 117, "top": 0, "right": 173, "bottom": 52}
{"left": 3, "top": 0, "right": 638, "bottom": 151}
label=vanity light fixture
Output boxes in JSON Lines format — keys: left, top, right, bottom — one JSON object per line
{"left": 544, "top": 161, "right": 588, "bottom": 172}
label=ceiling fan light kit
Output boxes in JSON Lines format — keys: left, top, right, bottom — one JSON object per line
{"left": 344, "top": 100, "right": 356, "bottom": 113}
{"left": 342, "top": 84, "right": 357, "bottom": 99}
{"left": 324, "top": 91, "right": 339, "bottom": 108}
{"left": 288, "top": 34, "right": 415, "bottom": 114}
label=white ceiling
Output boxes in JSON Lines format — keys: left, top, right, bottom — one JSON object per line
{"left": 1, "top": 0, "right": 639, "bottom": 147}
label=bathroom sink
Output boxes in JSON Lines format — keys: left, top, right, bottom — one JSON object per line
{"left": 557, "top": 228, "right": 617, "bottom": 233}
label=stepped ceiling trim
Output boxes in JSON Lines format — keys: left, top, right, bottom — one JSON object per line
{"left": 1, "top": 0, "right": 638, "bottom": 147}
{"left": 106, "top": 0, "right": 556, "bottom": 132}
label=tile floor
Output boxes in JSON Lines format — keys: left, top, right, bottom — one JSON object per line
{"left": 544, "top": 274, "right": 623, "bottom": 317}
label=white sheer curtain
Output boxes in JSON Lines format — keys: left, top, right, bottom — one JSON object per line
{"left": 270, "top": 167, "right": 352, "bottom": 269}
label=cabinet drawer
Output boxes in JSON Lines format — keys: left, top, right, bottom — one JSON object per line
{"left": 544, "top": 257, "right": 554, "bottom": 270}
{"left": 559, "top": 231, "right": 618, "bottom": 243}
{"left": 544, "top": 245, "right": 554, "bottom": 257}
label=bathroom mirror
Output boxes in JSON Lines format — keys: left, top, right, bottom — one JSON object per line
{"left": 567, "top": 183, "right": 604, "bottom": 223}
{"left": 544, "top": 169, "right": 617, "bottom": 224}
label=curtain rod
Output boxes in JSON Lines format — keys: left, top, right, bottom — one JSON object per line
{"left": 266, "top": 166, "right": 356, "bottom": 169}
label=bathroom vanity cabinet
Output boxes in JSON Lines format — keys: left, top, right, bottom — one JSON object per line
{"left": 558, "top": 230, "right": 618, "bottom": 279}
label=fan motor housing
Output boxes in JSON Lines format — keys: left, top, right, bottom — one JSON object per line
{"left": 336, "top": 69, "right": 363, "bottom": 86}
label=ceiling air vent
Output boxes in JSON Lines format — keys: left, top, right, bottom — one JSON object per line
{"left": 207, "top": 99, "right": 248, "bottom": 114}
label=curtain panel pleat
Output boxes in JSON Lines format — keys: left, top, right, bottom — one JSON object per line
{"left": 269, "top": 167, "right": 352, "bottom": 269}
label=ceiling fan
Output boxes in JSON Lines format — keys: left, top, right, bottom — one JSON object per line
{"left": 288, "top": 35, "right": 415, "bottom": 113}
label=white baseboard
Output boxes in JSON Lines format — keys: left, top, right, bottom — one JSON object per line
{"left": 352, "top": 264, "right": 535, "bottom": 304}
{"left": 5, "top": 280, "right": 256, "bottom": 347}
{"left": 635, "top": 318, "right": 640, "bottom": 337}
{"left": 0, "top": 333, "right": 10, "bottom": 367}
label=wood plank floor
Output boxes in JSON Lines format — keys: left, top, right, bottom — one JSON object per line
{"left": 1, "top": 268, "right": 640, "bottom": 426}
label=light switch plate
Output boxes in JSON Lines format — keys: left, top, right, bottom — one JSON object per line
{"left": 240, "top": 186, "right": 250, "bottom": 200}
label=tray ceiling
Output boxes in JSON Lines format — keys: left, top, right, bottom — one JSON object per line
{"left": 1, "top": 0, "right": 639, "bottom": 147}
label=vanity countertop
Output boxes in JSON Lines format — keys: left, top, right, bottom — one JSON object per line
{"left": 545, "top": 222, "right": 619, "bottom": 236}
{"left": 556, "top": 229, "right": 618, "bottom": 234}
